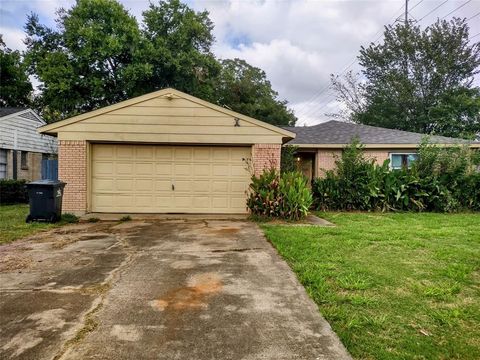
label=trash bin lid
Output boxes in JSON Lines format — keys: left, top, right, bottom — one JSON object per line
{"left": 27, "top": 180, "right": 66, "bottom": 186}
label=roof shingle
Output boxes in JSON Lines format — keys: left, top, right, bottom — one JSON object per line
{"left": 0, "top": 107, "right": 27, "bottom": 118}
{"left": 285, "top": 120, "right": 471, "bottom": 145}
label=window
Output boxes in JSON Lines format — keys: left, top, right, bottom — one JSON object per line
{"left": 390, "top": 153, "right": 418, "bottom": 170}
{"left": 0, "top": 150, "right": 6, "bottom": 179}
{"left": 21, "top": 151, "right": 28, "bottom": 170}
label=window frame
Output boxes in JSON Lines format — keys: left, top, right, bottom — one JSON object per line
{"left": 20, "top": 151, "right": 29, "bottom": 170}
{"left": 389, "top": 152, "right": 418, "bottom": 170}
{"left": 0, "top": 149, "right": 7, "bottom": 179}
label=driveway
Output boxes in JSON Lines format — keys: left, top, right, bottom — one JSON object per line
{"left": 0, "top": 219, "right": 350, "bottom": 360}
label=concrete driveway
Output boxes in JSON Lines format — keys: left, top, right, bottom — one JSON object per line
{"left": 0, "top": 219, "right": 350, "bottom": 360}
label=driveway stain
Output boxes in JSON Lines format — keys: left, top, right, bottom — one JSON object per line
{"left": 150, "top": 272, "right": 222, "bottom": 311}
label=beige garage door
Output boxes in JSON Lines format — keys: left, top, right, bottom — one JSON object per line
{"left": 91, "top": 144, "right": 251, "bottom": 213}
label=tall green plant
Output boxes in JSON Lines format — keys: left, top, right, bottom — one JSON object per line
{"left": 247, "top": 169, "right": 312, "bottom": 220}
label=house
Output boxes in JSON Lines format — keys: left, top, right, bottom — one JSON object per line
{"left": 0, "top": 108, "right": 58, "bottom": 181}
{"left": 284, "top": 120, "right": 480, "bottom": 181}
{"left": 38, "top": 88, "right": 295, "bottom": 215}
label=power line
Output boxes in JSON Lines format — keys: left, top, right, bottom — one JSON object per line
{"left": 466, "top": 11, "right": 480, "bottom": 21}
{"left": 417, "top": 0, "right": 449, "bottom": 22}
{"left": 471, "top": 32, "right": 480, "bottom": 39}
{"left": 441, "top": 0, "right": 473, "bottom": 19}
{"left": 295, "top": 2, "right": 408, "bottom": 122}
{"left": 409, "top": 0, "right": 426, "bottom": 12}
{"left": 295, "top": 1, "right": 408, "bottom": 116}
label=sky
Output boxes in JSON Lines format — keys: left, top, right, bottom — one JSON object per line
{"left": 1, "top": 0, "right": 479, "bottom": 125}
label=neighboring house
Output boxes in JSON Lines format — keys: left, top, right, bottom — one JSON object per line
{"left": 285, "top": 120, "right": 480, "bottom": 182}
{"left": 0, "top": 108, "right": 58, "bottom": 181}
{"left": 39, "top": 88, "right": 295, "bottom": 215}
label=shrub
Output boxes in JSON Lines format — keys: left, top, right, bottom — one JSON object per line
{"left": 280, "top": 145, "right": 299, "bottom": 174}
{"left": 62, "top": 213, "right": 79, "bottom": 223}
{"left": 120, "top": 215, "right": 132, "bottom": 222}
{"left": 0, "top": 179, "right": 28, "bottom": 204}
{"left": 312, "top": 139, "right": 480, "bottom": 213}
{"left": 87, "top": 217, "right": 100, "bottom": 223}
{"left": 247, "top": 169, "right": 312, "bottom": 221}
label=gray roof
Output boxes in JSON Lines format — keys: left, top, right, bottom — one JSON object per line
{"left": 285, "top": 120, "right": 470, "bottom": 145}
{"left": 0, "top": 107, "right": 27, "bottom": 118}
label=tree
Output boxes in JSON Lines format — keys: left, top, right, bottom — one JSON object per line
{"left": 24, "top": 0, "right": 295, "bottom": 124}
{"left": 140, "top": 0, "right": 220, "bottom": 101}
{"left": 215, "top": 59, "right": 296, "bottom": 126}
{"left": 0, "top": 36, "right": 32, "bottom": 107}
{"left": 25, "top": 0, "right": 148, "bottom": 122}
{"left": 332, "top": 18, "right": 480, "bottom": 138}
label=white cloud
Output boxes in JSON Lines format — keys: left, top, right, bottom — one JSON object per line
{"left": 1, "top": 27, "right": 26, "bottom": 51}
{"left": 2, "top": 0, "right": 479, "bottom": 124}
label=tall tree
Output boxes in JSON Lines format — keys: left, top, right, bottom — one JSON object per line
{"left": 332, "top": 19, "right": 480, "bottom": 138}
{"left": 25, "top": 0, "right": 149, "bottom": 121}
{"left": 215, "top": 58, "right": 296, "bottom": 126}
{"left": 0, "top": 36, "right": 32, "bottom": 107}
{"left": 141, "top": 0, "right": 220, "bottom": 101}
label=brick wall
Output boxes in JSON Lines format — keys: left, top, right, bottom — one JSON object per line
{"left": 316, "top": 149, "right": 342, "bottom": 175}
{"left": 364, "top": 150, "right": 390, "bottom": 165}
{"left": 316, "top": 148, "right": 403, "bottom": 176}
{"left": 252, "top": 144, "right": 281, "bottom": 176}
{"left": 59, "top": 140, "right": 87, "bottom": 214}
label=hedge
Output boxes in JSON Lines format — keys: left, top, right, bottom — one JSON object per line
{"left": 0, "top": 179, "right": 29, "bottom": 205}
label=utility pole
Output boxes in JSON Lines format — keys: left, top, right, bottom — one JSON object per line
{"left": 405, "top": 0, "right": 409, "bottom": 24}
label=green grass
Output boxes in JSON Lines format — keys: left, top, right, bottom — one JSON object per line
{"left": 262, "top": 212, "right": 480, "bottom": 360}
{"left": 0, "top": 204, "right": 63, "bottom": 244}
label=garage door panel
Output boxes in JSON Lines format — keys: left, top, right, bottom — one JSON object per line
{"left": 93, "top": 178, "right": 114, "bottom": 192}
{"left": 135, "top": 179, "right": 154, "bottom": 191}
{"left": 116, "top": 179, "right": 134, "bottom": 191}
{"left": 231, "top": 181, "right": 246, "bottom": 193}
{"left": 136, "top": 146, "right": 154, "bottom": 159}
{"left": 117, "top": 162, "right": 134, "bottom": 175}
{"left": 155, "top": 196, "right": 174, "bottom": 208}
{"left": 94, "top": 145, "right": 114, "bottom": 158}
{"left": 93, "top": 161, "right": 113, "bottom": 175}
{"left": 155, "top": 163, "right": 172, "bottom": 175}
{"left": 192, "top": 180, "right": 210, "bottom": 192}
{"left": 92, "top": 144, "right": 250, "bottom": 213}
{"left": 212, "top": 181, "right": 228, "bottom": 193}
{"left": 155, "top": 179, "right": 171, "bottom": 191}
{"left": 193, "top": 148, "right": 211, "bottom": 160}
{"left": 174, "top": 147, "right": 192, "bottom": 160}
{"left": 155, "top": 147, "right": 173, "bottom": 159}
{"left": 213, "top": 165, "right": 230, "bottom": 176}
{"left": 174, "top": 164, "right": 191, "bottom": 176}
{"left": 117, "top": 146, "right": 134, "bottom": 158}
{"left": 193, "top": 164, "right": 211, "bottom": 176}
{"left": 135, "top": 163, "right": 154, "bottom": 175}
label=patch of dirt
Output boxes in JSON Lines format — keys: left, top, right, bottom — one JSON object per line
{"left": 150, "top": 273, "right": 222, "bottom": 312}
{"left": 0, "top": 254, "right": 33, "bottom": 271}
{"left": 208, "top": 227, "right": 240, "bottom": 235}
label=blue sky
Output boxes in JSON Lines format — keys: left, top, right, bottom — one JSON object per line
{"left": 1, "top": 0, "right": 479, "bottom": 125}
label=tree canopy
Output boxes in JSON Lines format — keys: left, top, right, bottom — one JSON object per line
{"left": 332, "top": 19, "right": 480, "bottom": 139}
{"left": 23, "top": 0, "right": 295, "bottom": 125}
{"left": 215, "top": 59, "right": 296, "bottom": 126}
{"left": 0, "top": 36, "right": 32, "bottom": 107}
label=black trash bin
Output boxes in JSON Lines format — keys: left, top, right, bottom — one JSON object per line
{"left": 26, "top": 180, "right": 66, "bottom": 223}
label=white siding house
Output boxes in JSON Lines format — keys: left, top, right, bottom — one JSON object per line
{"left": 0, "top": 108, "right": 57, "bottom": 181}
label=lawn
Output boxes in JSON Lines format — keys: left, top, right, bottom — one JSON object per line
{"left": 0, "top": 204, "right": 61, "bottom": 244}
{"left": 262, "top": 212, "right": 480, "bottom": 360}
